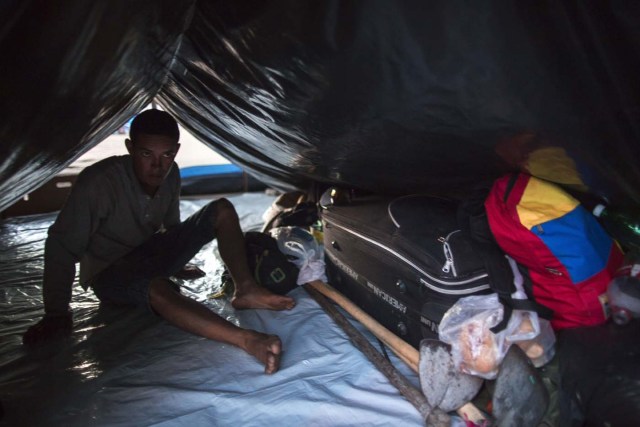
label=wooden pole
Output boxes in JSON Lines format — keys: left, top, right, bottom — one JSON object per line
{"left": 304, "top": 284, "right": 450, "bottom": 427}
{"left": 307, "top": 280, "right": 419, "bottom": 370}
{"left": 306, "top": 280, "right": 489, "bottom": 425}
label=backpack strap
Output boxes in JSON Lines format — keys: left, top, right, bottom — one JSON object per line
{"left": 459, "top": 181, "right": 554, "bottom": 333}
{"left": 503, "top": 172, "right": 520, "bottom": 202}
{"left": 490, "top": 296, "right": 554, "bottom": 334}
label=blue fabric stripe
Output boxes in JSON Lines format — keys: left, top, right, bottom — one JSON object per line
{"left": 180, "top": 164, "right": 242, "bottom": 178}
{"left": 532, "top": 205, "right": 612, "bottom": 283}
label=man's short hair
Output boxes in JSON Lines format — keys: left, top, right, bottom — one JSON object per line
{"left": 129, "top": 109, "right": 179, "bottom": 142}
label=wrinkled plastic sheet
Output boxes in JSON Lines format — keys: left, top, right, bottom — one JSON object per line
{"left": 2, "top": 1, "right": 640, "bottom": 212}
{"left": 555, "top": 321, "right": 640, "bottom": 426}
{"left": 0, "top": 193, "right": 423, "bottom": 426}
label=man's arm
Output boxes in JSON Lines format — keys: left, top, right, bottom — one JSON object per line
{"left": 23, "top": 237, "right": 78, "bottom": 345}
{"left": 42, "top": 235, "right": 80, "bottom": 316}
{"left": 23, "top": 172, "right": 99, "bottom": 344}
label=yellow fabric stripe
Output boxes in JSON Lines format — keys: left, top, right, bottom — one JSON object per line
{"left": 516, "top": 177, "right": 579, "bottom": 230}
{"left": 525, "top": 147, "right": 587, "bottom": 190}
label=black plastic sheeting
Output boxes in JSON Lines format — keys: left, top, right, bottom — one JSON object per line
{"left": 1, "top": 1, "right": 640, "bottom": 211}
{"left": 556, "top": 322, "right": 640, "bottom": 426}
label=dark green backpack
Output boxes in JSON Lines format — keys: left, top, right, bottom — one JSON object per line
{"left": 222, "top": 231, "right": 299, "bottom": 295}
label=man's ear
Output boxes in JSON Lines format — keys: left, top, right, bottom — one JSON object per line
{"left": 174, "top": 143, "right": 181, "bottom": 155}
{"left": 125, "top": 138, "right": 134, "bottom": 154}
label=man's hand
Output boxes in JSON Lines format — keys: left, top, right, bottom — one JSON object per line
{"left": 173, "top": 264, "right": 206, "bottom": 280}
{"left": 23, "top": 314, "right": 72, "bottom": 345}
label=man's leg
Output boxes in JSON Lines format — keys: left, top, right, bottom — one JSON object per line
{"left": 212, "top": 198, "right": 296, "bottom": 310}
{"left": 91, "top": 198, "right": 296, "bottom": 372}
{"left": 149, "top": 278, "right": 282, "bottom": 374}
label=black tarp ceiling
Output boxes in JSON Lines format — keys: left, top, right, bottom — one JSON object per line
{"left": 1, "top": 0, "right": 640, "bottom": 211}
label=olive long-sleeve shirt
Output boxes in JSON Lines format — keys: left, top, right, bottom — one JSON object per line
{"left": 43, "top": 155, "right": 180, "bottom": 315}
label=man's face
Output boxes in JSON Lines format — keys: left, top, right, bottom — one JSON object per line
{"left": 125, "top": 133, "right": 180, "bottom": 195}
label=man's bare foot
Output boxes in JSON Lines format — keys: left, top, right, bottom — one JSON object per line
{"left": 244, "top": 331, "right": 282, "bottom": 374}
{"left": 232, "top": 283, "right": 296, "bottom": 311}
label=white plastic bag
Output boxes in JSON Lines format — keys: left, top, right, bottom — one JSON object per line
{"left": 504, "top": 255, "right": 556, "bottom": 367}
{"left": 439, "top": 293, "right": 522, "bottom": 379}
{"left": 269, "top": 226, "right": 327, "bottom": 285}
{"left": 513, "top": 316, "right": 556, "bottom": 367}
{"left": 439, "top": 256, "right": 556, "bottom": 379}
{"left": 505, "top": 255, "right": 542, "bottom": 342}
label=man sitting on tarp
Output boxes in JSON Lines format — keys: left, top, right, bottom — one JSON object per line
{"left": 22, "top": 109, "right": 295, "bottom": 374}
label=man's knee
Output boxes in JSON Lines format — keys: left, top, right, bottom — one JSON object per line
{"left": 210, "top": 198, "right": 238, "bottom": 228}
{"left": 148, "top": 277, "right": 180, "bottom": 308}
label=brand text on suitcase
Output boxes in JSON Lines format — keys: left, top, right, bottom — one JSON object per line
{"left": 328, "top": 251, "right": 360, "bottom": 282}
{"left": 366, "top": 281, "right": 408, "bottom": 314}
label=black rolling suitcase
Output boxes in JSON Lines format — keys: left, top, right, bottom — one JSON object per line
{"left": 321, "top": 190, "right": 494, "bottom": 348}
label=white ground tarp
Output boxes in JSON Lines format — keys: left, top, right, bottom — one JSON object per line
{"left": 0, "top": 193, "right": 424, "bottom": 426}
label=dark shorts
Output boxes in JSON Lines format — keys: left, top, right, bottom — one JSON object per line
{"left": 91, "top": 201, "right": 219, "bottom": 312}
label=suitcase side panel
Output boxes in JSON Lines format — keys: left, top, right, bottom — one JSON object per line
{"left": 325, "top": 249, "right": 428, "bottom": 347}
{"left": 323, "top": 205, "right": 493, "bottom": 348}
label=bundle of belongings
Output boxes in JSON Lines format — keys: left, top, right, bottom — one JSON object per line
{"left": 221, "top": 191, "right": 327, "bottom": 297}
{"left": 318, "top": 174, "right": 640, "bottom": 426}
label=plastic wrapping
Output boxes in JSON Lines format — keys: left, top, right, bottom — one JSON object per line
{"left": 439, "top": 293, "right": 529, "bottom": 379}
{"left": 506, "top": 255, "right": 556, "bottom": 367}
{"left": 517, "top": 316, "right": 556, "bottom": 368}
{"left": 269, "top": 226, "right": 327, "bottom": 285}
{"left": 557, "top": 321, "right": 640, "bottom": 425}
{"left": 0, "top": 0, "right": 196, "bottom": 210}
{"left": 439, "top": 290, "right": 556, "bottom": 377}
{"left": 2, "top": 2, "right": 640, "bottom": 212}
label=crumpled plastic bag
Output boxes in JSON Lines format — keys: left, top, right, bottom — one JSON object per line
{"left": 505, "top": 255, "right": 556, "bottom": 367}
{"left": 439, "top": 293, "right": 524, "bottom": 379}
{"left": 439, "top": 256, "right": 556, "bottom": 379}
{"left": 269, "top": 226, "right": 327, "bottom": 285}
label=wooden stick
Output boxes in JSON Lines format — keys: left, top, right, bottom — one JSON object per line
{"left": 304, "top": 284, "right": 450, "bottom": 427}
{"left": 307, "top": 280, "right": 420, "bottom": 370}
{"left": 306, "top": 280, "right": 489, "bottom": 425}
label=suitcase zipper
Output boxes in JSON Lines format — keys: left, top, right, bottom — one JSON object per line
{"left": 440, "top": 230, "right": 458, "bottom": 277}
{"left": 419, "top": 278, "right": 490, "bottom": 295}
{"left": 326, "top": 218, "right": 489, "bottom": 288}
